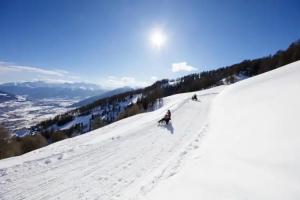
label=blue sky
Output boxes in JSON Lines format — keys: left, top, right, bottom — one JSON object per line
{"left": 0, "top": 0, "right": 300, "bottom": 88}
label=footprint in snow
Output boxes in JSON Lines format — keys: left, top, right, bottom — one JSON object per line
{"left": 5, "top": 178, "right": 12, "bottom": 182}
{"left": 0, "top": 169, "right": 7, "bottom": 177}
{"left": 57, "top": 154, "right": 63, "bottom": 160}
{"left": 44, "top": 159, "right": 51, "bottom": 164}
{"left": 181, "top": 151, "right": 187, "bottom": 156}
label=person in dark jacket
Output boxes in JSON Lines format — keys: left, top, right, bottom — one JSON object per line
{"left": 158, "top": 110, "right": 171, "bottom": 125}
{"left": 192, "top": 94, "right": 198, "bottom": 101}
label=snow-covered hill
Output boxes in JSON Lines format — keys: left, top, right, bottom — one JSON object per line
{"left": 0, "top": 61, "right": 299, "bottom": 200}
{"left": 143, "top": 61, "right": 300, "bottom": 200}
{"left": 0, "top": 86, "right": 222, "bottom": 199}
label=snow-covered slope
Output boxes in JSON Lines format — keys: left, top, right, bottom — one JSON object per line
{"left": 143, "top": 61, "right": 300, "bottom": 200}
{"left": 0, "top": 84, "right": 224, "bottom": 199}
{"left": 0, "top": 61, "right": 299, "bottom": 200}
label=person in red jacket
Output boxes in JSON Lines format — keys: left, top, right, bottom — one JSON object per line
{"left": 158, "top": 110, "right": 171, "bottom": 125}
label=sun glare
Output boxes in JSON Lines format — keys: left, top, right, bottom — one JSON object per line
{"left": 150, "top": 29, "right": 167, "bottom": 48}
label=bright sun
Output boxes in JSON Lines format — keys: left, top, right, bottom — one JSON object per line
{"left": 150, "top": 29, "right": 167, "bottom": 48}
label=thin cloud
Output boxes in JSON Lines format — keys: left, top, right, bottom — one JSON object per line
{"left": 150, "top": 76, "right": 158, "bottom": 81}
{"left": 0, "top": 64, "right": 64, "bottom": 76}
{"left": 0, "top": 61, "right": 152, "bottom": 89}
{"left": 0, "top": 61, "right": 80, "bottom": 83}
{"left": 172, "top": 62, "right": 198, "bottom": 72}
{"left": 100, "top": 76, "right": 149, "bottom": 89}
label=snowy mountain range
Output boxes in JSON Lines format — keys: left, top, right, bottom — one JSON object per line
{"left": 0, "top": 61, "right": 299, "bottom": 199}
{"left": 70, "top": 86, "right": 133, "bottom": 107}
{"left": 0, "top": 81, "right": 106, "bottom": 99}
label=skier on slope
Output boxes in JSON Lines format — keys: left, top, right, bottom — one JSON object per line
{"left": 158, "top": 110, "right": 171, "bottom": 125}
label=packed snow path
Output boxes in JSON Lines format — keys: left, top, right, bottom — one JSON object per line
{"left": 0, "top": 87, "right": 223, "bottom": 200}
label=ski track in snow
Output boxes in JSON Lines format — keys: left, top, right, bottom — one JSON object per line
{"left": 0, "top": 88, "right": 223, "bottom": 200}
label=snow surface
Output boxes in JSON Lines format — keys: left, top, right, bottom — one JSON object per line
{"left": 143, "top": 61, "right": 300, "bottom": 200}
{"left": 0, "top": 85, "right": 223, "bottom": 199}
{"left": 0, "top": 61, "right": 300, "bottom": 200}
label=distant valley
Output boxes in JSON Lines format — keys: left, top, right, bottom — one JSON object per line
{"left": 0, "top": 82, "right": 96, "bottom": 133}
{"left": 0, "top": 81, "right": 134, "bottom": 134}
{"left": 0, "top": 96, "right": 78, "bottom": 134}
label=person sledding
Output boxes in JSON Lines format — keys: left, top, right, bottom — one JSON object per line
{"left": 158, "top": 110, "right": 171, "bottom": 125}
{"left": 192, "top": 94, "right": 198, "bottom": 101}
{"left": 192, "top": 94, "right": 197, "bottom": 100}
